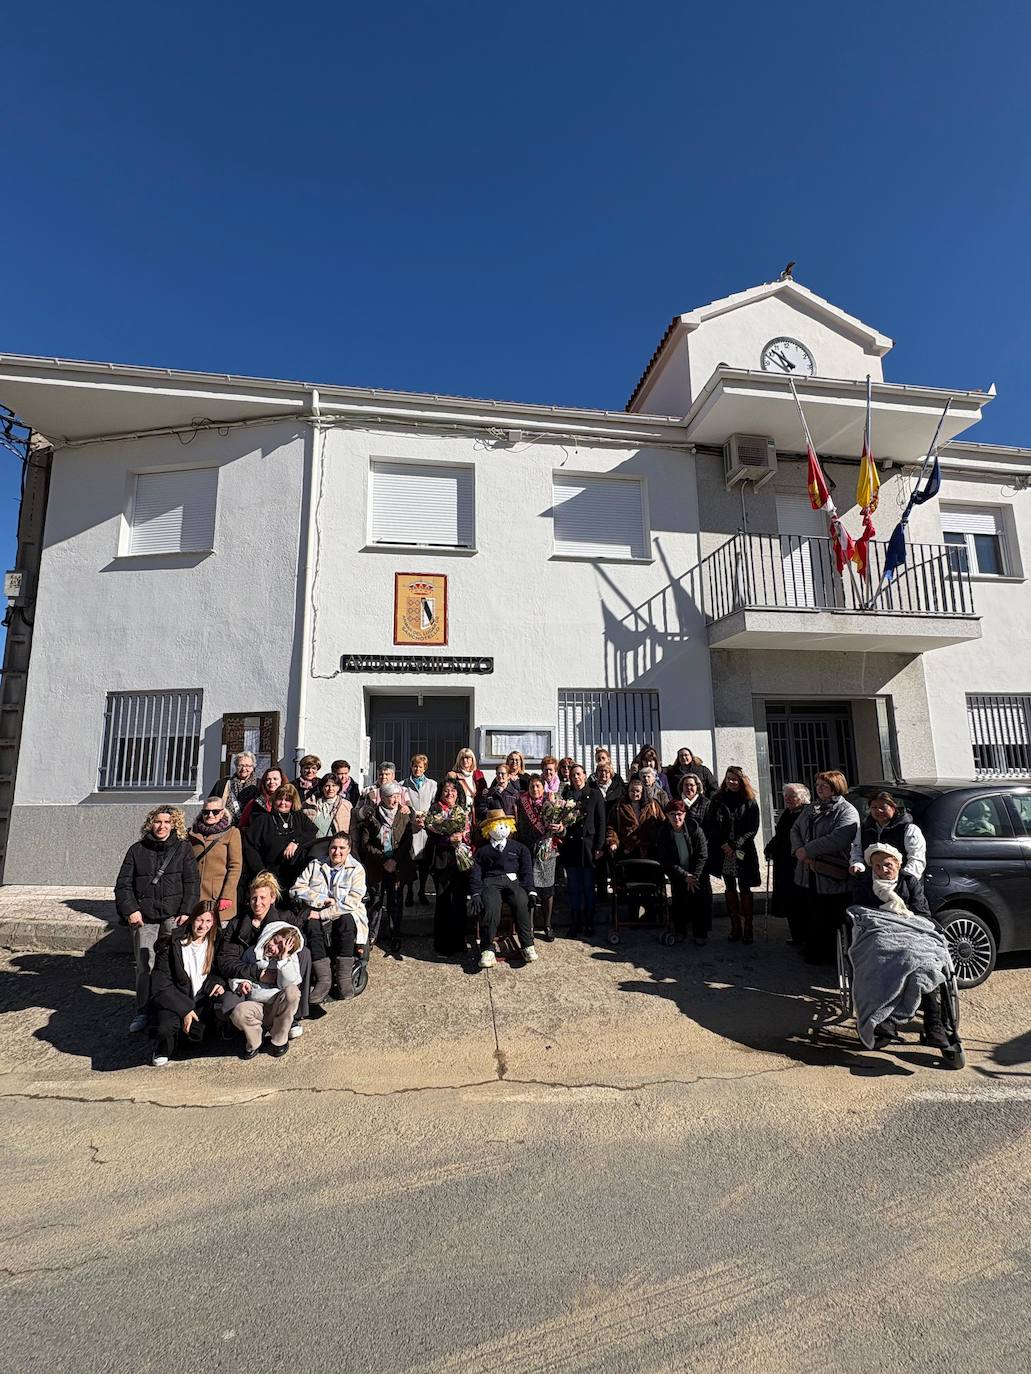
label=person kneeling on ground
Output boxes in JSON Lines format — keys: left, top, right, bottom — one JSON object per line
{"left": 219, "top": 873, "right": 312, "bottom": 1043}
{"left": 290, "top": 834, "right": 368, "bottom": 1011}
{"left": 147, "top": 902, "right": 225, "bottom": 1067}
{"left": 469, "top": 808, "right": 538, "bottom": 969}
{"left": 226, "top": 921, "right": 305, "bottom": 1060}
{"left": 850, "top": 843, "right": 950, "bottom": 1051}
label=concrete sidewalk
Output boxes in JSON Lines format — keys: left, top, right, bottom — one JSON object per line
{"left": 0, "top": 886, "right": 439, "bottom": 953}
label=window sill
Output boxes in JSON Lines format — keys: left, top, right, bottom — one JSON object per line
{"left": 361, "top": 544, "right": 478, "bottom": 557}
{"left": 967, "top": 574, "right": 1026, "bottom": 584}
{"left": 549, "top": 552, "right": 654, "bottom": 565}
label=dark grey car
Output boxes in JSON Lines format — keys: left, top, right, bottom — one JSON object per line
{"left": 848, "top": 780, "right": 1031, "bottom": 987}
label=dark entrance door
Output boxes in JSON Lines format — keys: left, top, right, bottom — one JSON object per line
{"left": 367, "top": 695, "right": 470, "bottom": 783}
{"left": 759, "top": 699, "right": 857, "bottom": 832}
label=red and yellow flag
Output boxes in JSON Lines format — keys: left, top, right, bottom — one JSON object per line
{"left": 807, "top": 443, "right": 831, "bottom": 511}
{"left": 852, "top": 386, "right": 879, "bottom": 577}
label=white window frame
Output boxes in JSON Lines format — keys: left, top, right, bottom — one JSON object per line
{"left": 966, "top": 693, "right": 1031, "bottom": 779}
{"left": 119, "top": 463, "right": 219, "bottom": 557}
{"left": 98, "top": 689, "right": 204, "bottom": 791}
{"left": 550, "top": 471, "right": 651, "bottom": 563}
{"left": 940, "top": 503, "right": 1012, "bottom": 579}
{"left": 366, "top": 457, "right": 477, "bottom": 554}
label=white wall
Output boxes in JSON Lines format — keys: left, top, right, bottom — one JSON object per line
{"left": 15, "top": 420, "right": 307, "bottom": 805}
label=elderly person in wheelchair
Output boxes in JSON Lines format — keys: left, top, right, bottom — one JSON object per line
{"left": 290, "top": 834, "right": 368, "bottom": 1011}
{"left": 844, "top": 842, "right": 963, "bottom": 1066}
{"left": 468, "top": 808, "right": 538, "bottom": 970}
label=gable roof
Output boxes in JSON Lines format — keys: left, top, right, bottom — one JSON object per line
{"left": 626, "top": 278, "right": 894, "bottom": 410}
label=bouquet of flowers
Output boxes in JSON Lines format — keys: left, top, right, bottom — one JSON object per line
{"left": 535, "top": 796, "right": 580, "bottom": 862}
{"left": 425, "top": 804, "right": 474, "bottom": 871}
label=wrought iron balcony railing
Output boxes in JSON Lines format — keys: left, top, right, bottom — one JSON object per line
{"left": 701, "top": 532, "right": 976, "bottom": 624}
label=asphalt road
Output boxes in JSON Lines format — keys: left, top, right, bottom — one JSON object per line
{"left": 2, "top": 922, "right": 1030, "bottom": 1373}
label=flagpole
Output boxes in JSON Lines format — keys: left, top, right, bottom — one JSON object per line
{"left": 866, "top": 395, "right": 954, "bottom": 610}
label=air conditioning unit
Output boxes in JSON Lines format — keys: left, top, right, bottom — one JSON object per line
{"left": 724, "top": 433, "right": 778, "bottom": 490}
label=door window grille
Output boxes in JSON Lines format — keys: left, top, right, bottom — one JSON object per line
{"left": 99, "top": 689, "right": 203, "bottom": 789}
{"left": 556, "top": 689, "right": 661, "bottom": 781}
{"left": 967, "top": 694, "right": 1031, "bottom": 778}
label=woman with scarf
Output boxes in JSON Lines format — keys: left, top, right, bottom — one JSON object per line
{"left": 657, "top": 799, "right": 711, "bottom": 944}
{"left": 764, "top": 783, "right": 811, "bottom": 945}
{"left": 791, "top": 770, "right": 860, "bottom": 966}
{"left": 238, "top": 765, "right": 285, "bottom": 832}
{"left": 485, "top": 763, "right": 520, "bottom": 818}
{"left": 293, "top": 754, "right": 323, "bottom": 815}
{"left": 540, "top": 756, "right": 562, "bottom": 797}
{"left": 188, "top": 795, "right": 243, "bottom": 925}
{"left": 401, "top": 753, "right": 437, "bottom": 907}
{"left": 310, "top": 772, "right": 352, "bottom": 843}
{"left": 424, "top": 778, "right": 472, "bottom": 956}
{"left": 560, "top": 763, "right": 606, "bottom": 938}
{"left": 516, "top": 774, "right": 564, "bottom": 941}
{"left": 630, "top": 745, "right": 670, "bottom": 795}
{"left": 244, "top": 784, "right": 317, "bottom": 898}
{"left": 210, "top": 751, "right": 259, "bottom": 823}
{"left": 606, "top": 777, "right": 664, "bottom": 861}
{"left": 665, "top": 747, "right": 716, "bottom": 801}
{"left": 449, "top": 748, "right": 488, "bottom": 822}
{"left": 147, "top": 902, "right": 225, "bottom": 1066}
{"left": 291, "top": 833, "right": 368, "bottom": 1007}
{"left": 707, "top": 767, "right": 761, "bottom": 944}
{"left": 636, "top": 765, "right": 670, "bottom": 810}
{"left": 356, "top": 780, "right": 415, "bottom": 956}
{"left": 591, "top": 747, "right": 625, "bottom": 792}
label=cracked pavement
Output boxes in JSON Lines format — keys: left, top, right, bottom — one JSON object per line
{"left": 2, "top": 925, "right": 1031, "bottom": 1372}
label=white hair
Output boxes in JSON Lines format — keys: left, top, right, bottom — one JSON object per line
{"left": 784, "top": 782, "right": 811, "bottom": 804}
{"left": 234, "top": 751, "right": 257, "bottom": 768}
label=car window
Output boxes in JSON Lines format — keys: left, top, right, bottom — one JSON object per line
{"left": 1006, "top": 793, "right": 1031, "bottom": 836}
{"left": 954, "top": 795, "right": 1011, "bottom": 839}
{"left": 847, "top": 788, "right": 931, "bottom": 825}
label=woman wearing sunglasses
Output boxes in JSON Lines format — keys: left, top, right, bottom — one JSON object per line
{"left": 188, "top": 796, "right": 244, "bottom": 924}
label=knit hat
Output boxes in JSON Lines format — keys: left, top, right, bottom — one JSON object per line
{"left": 865, "top": 842, "right": 903, "bottom": 866}
{"left": 480, "top": 808, "right": 516, "bottom": 837}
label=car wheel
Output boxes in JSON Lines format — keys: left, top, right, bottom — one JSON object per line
{"left": 940, "top": 909, "right": 997, "bottom": 989}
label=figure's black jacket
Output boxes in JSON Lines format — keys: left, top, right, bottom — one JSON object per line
{"left": 114, "top": 833, "right": 200, "bottom": 924}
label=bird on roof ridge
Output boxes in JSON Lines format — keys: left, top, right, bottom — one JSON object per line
{"left": 778, "top": 260, "right": 796, "bottom": 281}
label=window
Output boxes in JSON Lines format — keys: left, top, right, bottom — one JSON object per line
{"left": 552, "top": 474, "right": 648, "bottom": 560}
{"left": 557, "top": 689, "right": 661, "bottom": 781}
{"left": 941, "top": 505, "right": 1007, "bottom": 577}
{"left": 967, "top": 694, "right": 1031, "bottom": 778}
{"left": 99, "top": 690, "right": 203, "bottom": 789}
{"left": 480, "top": 728, "right": 553, "bottom": 765}
{"left": 1007, "top": 793, "right": 1031, "bottom": 836}
{"left": 127, "top": 467, "right": 218, "bottom": 555}
{"left": 369, "top": 461, "right": 474, "bottom": 548}
{"left": 954, "top": 795, "right": 1010, "bottom": 839}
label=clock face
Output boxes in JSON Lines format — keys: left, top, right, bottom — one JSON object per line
{"left": 760, "top": 337, "right": 816, "bottom": 376}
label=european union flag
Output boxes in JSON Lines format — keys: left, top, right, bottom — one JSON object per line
{"left": 883, "top": 458, "right": 942, "bottom": 582}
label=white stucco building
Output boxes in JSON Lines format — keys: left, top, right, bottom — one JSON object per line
{"left": 2, "top": 276, "right": 1029, "bottom": 883}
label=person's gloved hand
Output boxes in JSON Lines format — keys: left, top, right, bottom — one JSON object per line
{"left": 468, "top": 895, "right": 484, "bottom": 918}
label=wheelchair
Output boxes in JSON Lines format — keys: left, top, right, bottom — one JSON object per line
{"left": 608, "top": 859, "right": 674, "bottom": 947}
{"left": 293, "top": 896, "right": 374, "bottom": 1000}
{"left": 836, "top": 913, "right": 964, "bottom": 1068}
{"left": 468, "top": 890, "right": 541, "bottom": 963}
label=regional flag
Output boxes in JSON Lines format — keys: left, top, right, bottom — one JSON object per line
{"left": 853, "top": 509, "right": 876, "bottom": 578}
{"left": 856, "top": 438, "right": 880, "bottom": 514}
{"left": 807, "top": 443, "right": 832, "bottom": 511}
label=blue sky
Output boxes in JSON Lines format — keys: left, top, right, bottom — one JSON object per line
{"left": 3, "top": 1, "right": 1031, "bottom": 552}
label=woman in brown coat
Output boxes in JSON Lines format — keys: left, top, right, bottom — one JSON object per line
{"left": 606, "top": 777, "right": 664, "bottom": 861}
{"left": 188, "top": 796, "right": 243, "bottom": 924}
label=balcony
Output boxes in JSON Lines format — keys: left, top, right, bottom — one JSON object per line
{"left": 701, "top": 532, "right": 982, "bottom": 652}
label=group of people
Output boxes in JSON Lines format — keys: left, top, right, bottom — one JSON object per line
{"left": 112, "top": 741, "right": 949, "bottom": 1066}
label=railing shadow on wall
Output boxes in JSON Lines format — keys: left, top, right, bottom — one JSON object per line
{"left": 594, "top": 541, "right": 704, "bottom": 690}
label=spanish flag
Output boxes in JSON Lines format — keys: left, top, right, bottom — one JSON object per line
{"left": 852, "top": 382, "right": 879, "bottom": 577}
{"left": 807, "top": 443, "right": 832, "bottom": 511}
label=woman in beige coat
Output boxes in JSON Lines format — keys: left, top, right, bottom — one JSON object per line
{"left": 188, "top": 796, "right": 244, "bottom": 923}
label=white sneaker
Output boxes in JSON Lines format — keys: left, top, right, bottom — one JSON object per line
{"left": 289, "top": 1023, "right": 304, "bottom": 1039}
{"left": 524, "top": 945, "right": 539, "bottom": 963}
{"left": 151, "top": 1054, "right": 169, "bottom": 1067}
{"left": 129, "top": 1013, "right": 148, "bottom": 1033}
{"left": 479, "top": 948, "right": 497, "bottom": 969}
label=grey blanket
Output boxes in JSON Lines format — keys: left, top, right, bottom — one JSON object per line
{"left": 847, "top": 906, "right": 953, "bottom": 1049}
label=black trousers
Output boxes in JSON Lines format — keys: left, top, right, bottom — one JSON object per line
{"left": 805, "top": 890, "right": 850, "bottom": 962}
{"left": 433, "top": 869, "right": 468, "bottom": 955}
{"left": 669, "top": 874, "right": 712, "bottom": 937}
{"left": 480, "top": 878, "right": 533, "bottom": 948}
{"left": 150, "top": 1000, "right": 214, "bottom": 1058}
{"left": 370, "top": 875, "right": 404, "bottom": 940}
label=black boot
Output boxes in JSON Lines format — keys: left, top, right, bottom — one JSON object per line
{"left": 920, "top": 995, "right": 949, "bottom": 1049}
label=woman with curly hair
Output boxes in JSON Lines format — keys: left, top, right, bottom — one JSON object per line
{"left": 115, "top": 805, "right": 200, "bottom": 1033}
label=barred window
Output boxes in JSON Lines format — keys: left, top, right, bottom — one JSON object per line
{"left": 557, "top": 689, "right": 661, "bottom": 782}
{"left": 99, "top": 690, "right": 203, "bottom": 790}
{"left": 966, "top": 694, "right": 1031, "bottom": 779}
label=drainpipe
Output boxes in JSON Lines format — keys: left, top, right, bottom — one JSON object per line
{"left": 293, "top": 387, "right": 321, "bottom": 769}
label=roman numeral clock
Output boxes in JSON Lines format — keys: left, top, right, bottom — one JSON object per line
{"left": 760, "top": 337, "right": 816, "bottom": 376}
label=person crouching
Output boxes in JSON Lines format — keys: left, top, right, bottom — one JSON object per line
{"left": 469, "top": 808, "right": 537, "bottom": 969}
{"left": 147, "top": 902, "right": 225, "bottom": 1067}
{"left": 851, "top": 843, "right": 949, "bottom": 1050}
{"left": 227, "top": 921, "right": 305, "bottom": 1060}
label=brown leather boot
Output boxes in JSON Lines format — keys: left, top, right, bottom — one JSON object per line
{"left": 726, "top": 891, "right": 742, "bottom": 942}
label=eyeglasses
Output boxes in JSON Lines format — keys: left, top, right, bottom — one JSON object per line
{"left": 201, "top": 810, "right": 221, "bottom": 818}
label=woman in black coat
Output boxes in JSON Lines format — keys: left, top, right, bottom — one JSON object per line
{"left": 764, "top": 783, "right": 811, "bottom": 945}
{"left": 560, "top": 764, "right": 606, "bottom": 938}
{"left": 656, "top": 800, "right": 711, "bottom": 944}
{"left": 147, "top": 903, "right": 225, "bottom": 1066}
{"left": 706, "top": 767, "right": 761, "bottom": 945}
{"left": 115, "top": 805, "right": 201, "bottom": 1032}
{"left": 666, "top": 748, "right": 717, "bottom": 801}
{"left": 244, "top": 785, "right": 317, "bottom": 898}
